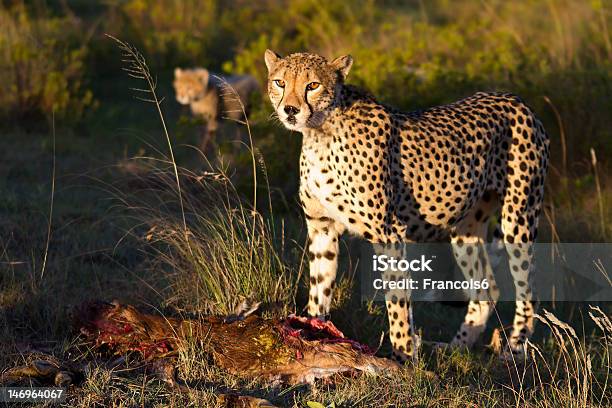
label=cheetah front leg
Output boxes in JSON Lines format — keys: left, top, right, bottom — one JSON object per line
{"left": 199, "top": 122, "right": 216, "bottom": 155}
{"left": 305, "top": 216, "right": 342, "bottom": 318}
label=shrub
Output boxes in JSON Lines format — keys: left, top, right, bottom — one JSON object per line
{"left": 111, "top": 0, "right": 221, "bottom": 68}
{"left": 0, "top": 3, "right": 94, "bottom": 124}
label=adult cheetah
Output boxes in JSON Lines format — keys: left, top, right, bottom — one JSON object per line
{"left": 264, "top": 50, "right": 549, "bottom": 362}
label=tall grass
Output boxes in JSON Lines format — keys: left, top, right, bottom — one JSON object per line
{"left": 591, "top": 148, "right": 608, "bottom": 240}
{"left": 107, "top": 34, "right": 188, "bottom": 240}
{"left": 525, "top": 306, "right": 612, "bottom": 407}
{"left": 108, "top": 36, "right": 298, "bottom": 316}
{"left": 131, "top": 162, "right": 298, "bottom": 316}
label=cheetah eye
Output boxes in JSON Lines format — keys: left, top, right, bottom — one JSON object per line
{"left": 306, "top": 82, "right": 320, "bottom": 91}
{"left": 273, "top": 79, "right": 285, "bottom": 88}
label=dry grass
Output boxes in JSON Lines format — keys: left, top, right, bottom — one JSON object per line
{"left": 118, "top": 160, "right": 299, "bottom": 317}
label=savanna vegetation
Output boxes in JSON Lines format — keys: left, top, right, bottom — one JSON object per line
{"left": 1, "top": 0, "right": 611, "bottom": 406}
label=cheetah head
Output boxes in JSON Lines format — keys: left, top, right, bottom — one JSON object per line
{"left": 173, "top": 68, "right": 209, "bottom": 105}
{"left": 264, "top": 50, "right": 353, "bottom": 132}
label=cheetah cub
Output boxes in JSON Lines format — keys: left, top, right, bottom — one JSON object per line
{"left": 173, "top": 68, "right": 259, "bottom": 153}
{"left": 264, "top": 50, "right": 549, "bottom": 363}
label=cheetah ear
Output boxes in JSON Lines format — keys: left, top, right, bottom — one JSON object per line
{"left": 264, "top": 49, "right": 281, "bottom": 71}
{"left": 174, "top": 67, "right": 182, "bottom": 77}
{"left": 195, "top": 68, "right": 209, "bottom": 85}
{"left": 330, "top": 55, "right": 353, "bottom": 80}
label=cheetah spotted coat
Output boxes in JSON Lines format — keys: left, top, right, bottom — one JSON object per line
{"left": 265, "top": 51, "right": 549, "bottom": 362}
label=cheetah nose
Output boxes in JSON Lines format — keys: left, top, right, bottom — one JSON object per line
{"left": 284, "top": 105, "right": 299, "bottom": 116}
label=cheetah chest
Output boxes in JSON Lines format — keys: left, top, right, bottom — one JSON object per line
{"left": 299, "top": 133, "right": 391, "bottom": 238}
{"left": 300, "top": 143, "right": 341, "bottom": 209}
{"left": 299, "top": 144, "right": 346, "bottom": 222}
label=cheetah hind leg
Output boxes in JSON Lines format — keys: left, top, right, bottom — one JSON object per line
{"left": 501, "top": 237, "right": 538, "bottom": 361}
{"left": 449, "top": 196, "right": 500, "bottom": 349}
{"left": 449, "top": 238, "right": 499, "bottom": 349}
{"left": 499, "top": 187, "right": 543, "bottom": 360}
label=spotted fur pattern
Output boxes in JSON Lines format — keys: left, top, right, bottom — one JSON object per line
{"left": 265, "top": 51, "right": 549, "bottom": 363}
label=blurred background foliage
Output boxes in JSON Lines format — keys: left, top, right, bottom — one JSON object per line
{"left": 0, "top": 2, "right": 94, "bottom": 124}
{"left": 1, "top": 0, "right": 610, "bottom": 237}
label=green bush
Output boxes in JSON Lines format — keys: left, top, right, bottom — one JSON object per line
{"left": 110, "top": 0, "right": 220, "bottom": 68}
{"left": 0, "top": 3, "right": 94, "bottom": 124}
